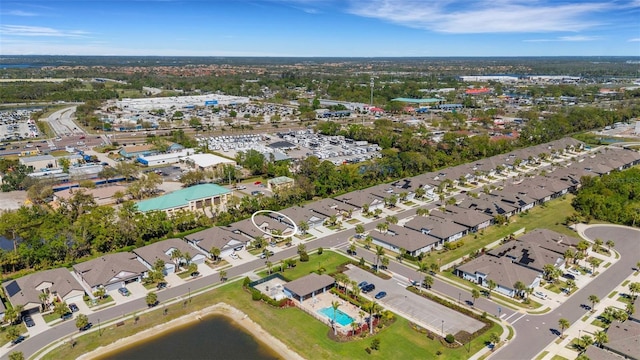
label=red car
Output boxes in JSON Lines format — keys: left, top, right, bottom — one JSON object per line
{"left": 254, "top": 181, "right": 262, "bottom": 185}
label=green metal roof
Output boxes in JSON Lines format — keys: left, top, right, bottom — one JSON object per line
{"left": 136, "top": 183, "right": 230, "bottom": 212}
{"left": 391, "top": 98, "right": 442, "bottom": 104}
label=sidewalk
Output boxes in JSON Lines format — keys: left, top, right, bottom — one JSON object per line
{"left": 535, "top": 270, "right": 640, "bottom": 360}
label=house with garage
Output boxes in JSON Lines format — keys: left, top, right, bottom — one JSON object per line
{"left": 73, "top": 252, "right": 148, "bottom": 293}
{"left": 457, "top": 194, "right": 518, "bottom": 219}
{"left": 3, "top": 268, "right": 86, "bottom": 314}
{"left": 456, "top": 256, "right": 541, "bottom": 297}
{"left": 334, "top": 189, "right": 384, "bottom": 214}
{"left": 404, "top": 216, "right": 468, "bottom": 247}
{"left": 600, "top": 321, "right": 640, "bottom": 359}
{"left": 493, "top": 189, "right": 536, "bottom": 213}
{"left": 276, "top": 205, "right": 326, "bottom": 232}
{"left": 134, "top": 238, "right": 207, "bottom": 274}
{"left": 184, "top": 226, "right": 250, "bottom": 258}
{"left": 309, "top": 197, "right": 357, "bottom": 221}
{"left": 430, "top": 206, "right": 493, "bottom": 233}
{"left": 370, "top": 223, "right": 440, "bottom": 256}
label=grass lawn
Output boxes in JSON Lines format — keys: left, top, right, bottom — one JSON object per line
{"left": 346, "top": 218, "right": 361, "bottom": 225}
{"left": 622, "top": 280, "right": 630, "bottom": 287}
{"left": 41, "top": 279, "right": 503, "bottom": 360}
{"left": 430, "top": 195, "right": 577, "bottom": 268}
{"left": 581, "top": 315, "right": 589, "bottom": 322}
{"left": 43, "top": 312, "right": 62, "bottom": 323}
{"left": 85, "top": 295, "right": 114, "bottom": 308}
{"left": 551, "top": 355, "right": 569, "bottom": 360}
{"left": 257, "top": 250, "right": 350, "bottom": 280}
{"left": 591, "top": 319, "right": 607, "bottom": 328}
{"left": 608, "top": 291, "right": 618, "bottom": 299}
{"left": 535, "top": 351, "right": 549, "bottom": 360}
{"left": 0, "top": 323, "right": 27, "bottom": 347}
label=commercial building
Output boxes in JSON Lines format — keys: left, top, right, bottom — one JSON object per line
{"left": 135, "top": 183, "right": 232, "bottom": 214}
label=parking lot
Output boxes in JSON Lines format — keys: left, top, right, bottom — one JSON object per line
{"left": 344, "top": 266, "right": 484, "bottom": 336}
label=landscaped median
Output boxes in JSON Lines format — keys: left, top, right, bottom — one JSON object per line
{"left": 36, "top": 250, "right": 504, "bottom": 360}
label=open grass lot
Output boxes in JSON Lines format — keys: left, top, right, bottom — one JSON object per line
{"left": 41, "top": 279, "right": 502, "bottom": 360}
{"left": 432, "top": 195, "right": 577, "bottom": 268}
{"left": 257, "top": 250, "right": 350, "bottom": 280}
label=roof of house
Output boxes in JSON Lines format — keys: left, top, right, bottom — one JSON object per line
{"left": 334, "top": 189, "right": 382, "bottom": 208}
{"left": 73, "top": 252, "right": 148, "bottom": 288}
{"left": 518, "top": 228, "right": 582, "bottom": 247}
{"left": 583, "top": 346, "right": 625, "bottom": 360}
{"left": 456, "top": 255, "right": 540, "bottom": 289}
{"left": 185, "top": 226, "right": 248, "bottom": 252}
{"left": 183, "top": 153, "right": 236, "bottom": 168}
{"left": 404, "top": 216, "right": 467, "bottom": 240}
{"left": 371, "top": 223, "right": 440, "bottom": 252}
{"left": 268, "top": 176, "right": 295, "bottom": 185}
{"left": 136, "top": 183, "right": 231, "bottom": 212}
{"left": 133, "top": 238, "right": 202, "bottom": 266}
{"left": 4, "top": 268, "right": 84, "bottom": 307}
{"left": 604, "top": 321, "right": 640, "bottom": 358}
{"left": 284, "top": 273, "right": 335, "bottom": 297}
{"left": 488, "top": 238, "right": 565, "bottom": 272}
{"left": 430, "top": 206, "right": 493, "bottom": 228}
{"left": 457, "top": 194, "right": 518, "bottom": 217}
{"left": 276, "top": 205, "right": 325, "bottom": 226}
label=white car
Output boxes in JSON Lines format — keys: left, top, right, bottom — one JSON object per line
{"left": 534, "top": 291, "right": 548, "bottom": 300}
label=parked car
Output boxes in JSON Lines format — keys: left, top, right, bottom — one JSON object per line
{"left": 22, "top": 314, "right": 35, "bottom": 327}
{"left": 61, "top": 312, "right": 73, "bottom": 320}
{"left": 157, "top": 282, "right": 168, "bottom": 290}
{"left": 79, "top": 323, "right": 93, "bottom": 332}
{"left": 374, "top": 291, "right": 387, "bottom": 300}
{"left": 11, "top": 335, "right": 25, "bottom": 345}
{"left": 362, "top": 284, "right": 376, "bottom": 293}
{"left": 347, "top": 249, "right": 357, "bottom": 256}
{"left": 562, "top": 273, "right": 575, "bottom": 280}
{"left": 534, "top": 291, "right": 548, "bottom": 300}
{"left": 69, "top": 303, "right": 79, "bottom": 312}
{"left": 567, "top": 268, "right": 581, "bottom": 276}
{"left": 259, "top": 251, "right": 275, "bottom": 259}
{"left": 236, "top": 185, "right": 246, "bottom": 190}
{"left": 358, "top": 281, "right": 368, "bottom": 289}
{"left": 118, "top": 287, "right": 131, "bottom": 297}
{"left": 190, "top": 271, "right": 200, "bottom": 278}
{"left": 251, "top": 190, "right": 263, "bottom": 196}
{"left": 230, "top": 253, "right": 239, "bottom": 260}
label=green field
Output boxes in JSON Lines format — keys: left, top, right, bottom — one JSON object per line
{"left": 257, "top": 250, "right": 350, "bottom": 280}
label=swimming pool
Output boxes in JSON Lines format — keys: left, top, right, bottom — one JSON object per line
{"left": 317, "top": 307, "right": 355, "bottom": 326}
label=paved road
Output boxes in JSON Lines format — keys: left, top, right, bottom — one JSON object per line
{"left": 494, "top": 225, "right": 640, "bottom": 360}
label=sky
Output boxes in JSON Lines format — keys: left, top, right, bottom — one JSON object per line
{"left": 1, "top": 0, "right": 639, "bottom": 57}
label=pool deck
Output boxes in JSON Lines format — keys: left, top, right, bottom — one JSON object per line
{"left": 298, "top": 291, "right": 364, "bottom": 333}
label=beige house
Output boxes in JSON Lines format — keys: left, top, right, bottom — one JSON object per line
{"left": 267, "top": 176, "right": 295, "bottom": 192}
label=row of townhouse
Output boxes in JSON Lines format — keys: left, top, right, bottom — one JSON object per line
{"left": 5, "top": 138, "right": 639, "bottom": 315}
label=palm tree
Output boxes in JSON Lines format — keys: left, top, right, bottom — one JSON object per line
{"left": 513, "top": 281, "right": 526, "bottom": 299}
{"left": 629, "top": 282, "right": 640, "bottom": 300}
{"left": 297, "top": 243, "right": 306, "bottom": 254}
{"left": 594, "top": 330, "right": 608, "bottom": 348}
{"left": 423, "top": 275, "right": 434, "bottom": 290}
{"left": 298, "top": 221, "right": 309, "bottom": 235}
{"left": 626, "top": 302, "right": 635, "bottom": 316}
{"left": 367, "top": 301, "right": 379, "bottom": 335}
{"left": 354, "top": 224, "right": 365, "bottom": 237}
{"left": 605, "top": 240, "right": 615, "bottom": 252}
{"left": 331, "top": 300, "right": 340, "bottom": 336}
{"left": 471, "top": 289, "right": 480, "bottom": 307}
{"left": 385, "top": 215, "right": 398, "bottom": 224}
{"left": 558, "top": 318, "right": 570, "bottom": 338}
{"left": 487, "top": 279, "right": 497, "bottom": 299}
{"left": 579, "top": 335, "right": 593, "bottom": 351}
{"left": 376, "top": 222, "right": 388, "bottom": 233}
{"left": 589, "top": 294, "right": 600, "bottom": 311}
{"left": 219, "top": 270, "right": 227, "bottom": 282}
{"left": 364, "top": 235, "right": 373, "bottom": 250}
{"left": 563, "top": 249, "right": 575, "bottom": 268}
{"left": 593, "top": 238, "right": 603, "bottom": 253}
{"left": 375, "top": 246, "right": 385, "bottom": 272}
{"left": 170, "top": 249, "right": 183, "bottom": 269}
{"left": 209, "top": 247, "right": 221, "bottom": 263}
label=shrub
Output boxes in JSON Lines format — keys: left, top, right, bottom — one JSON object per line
{"left": 365, "top": 348, "right": 371, "bottom": 354}
{"left": 445, "top": 334, "right": 455, "bottom": 344}
{"left": 299, "top": 251, "right": 309, "bottom": 262}
{"left": 251, "top": 289, "right": 262, "bottom": 301}
{"left": 317, "top": 247, "right": 323, "bottom": 255}
{"left": 370, "top": 338, "right": 380, "bottom": 350}
{"left": 359, "top": 257, "right": 366, "bottom": 266}
{"left": 243, "top": 277, "right": 251, "bottom": 287}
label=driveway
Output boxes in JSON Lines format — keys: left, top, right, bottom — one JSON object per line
{"left": 344, "top": 266, "right": 484, "bottom": 336}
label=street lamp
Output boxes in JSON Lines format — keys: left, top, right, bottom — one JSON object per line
{"left": 98, "top": 318, "right": 101, "bottom": 336}
{"left": 441, "top": 320, "right": 444, "bottom": 337}
{"left": 188, "top": 287, "right": 191, "bottom": 303}
{"left": 459, "top": 292, "right": 461, "bottom": 305}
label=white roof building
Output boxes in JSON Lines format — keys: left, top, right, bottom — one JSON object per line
{"left": 184, "top": 153, "right": 236, "bottom": 171}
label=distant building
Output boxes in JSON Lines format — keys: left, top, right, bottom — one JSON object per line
{"left": 183, "top": 153, "right": 236, "bottom": 172}
{"left": 267, "top": 176, "right": 295, "bottom": 192}
{"left": 136, "top": 183, "right": 232, "bottom": 214}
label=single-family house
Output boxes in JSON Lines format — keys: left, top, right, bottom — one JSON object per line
{"left": 370, "top": 223, "right": 440, "bottom": 256}
{"left": 456, "top": 256, "right": 541, "bottom": 297}
{"left": 134, "top": 238, "right": 207, "bottom": 274}
{"left": 284, "top": 273, "right": 335, "bottom": 302}
{"left": 404, "top": 216, "right": 467, "bottom": 246}
{"left": 73, "top": 253, "right": 148, "bottom": 292}
{"left": 185, "top": 226, "right": 251, "bottom": 258}
{"left": 3, "top": 268, "right": 85, "bottom": 314}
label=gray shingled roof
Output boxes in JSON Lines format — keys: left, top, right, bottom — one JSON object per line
{"left": 371, "top": 223, "right": 439, "bottom": 252}
{"left": 457, "top": 256, "right": 540, "bottom": 289}
{"left": 184, "top": 226, "right": 248, "bottom": 252}
{"left": 73, "top": 252, "right": 148, "bottom": 288}
{"left": 4, "top": 268, "right": 84, "bottom": 307}
{"left": 284, "top": 273, "right": 335, "bottom": 297}
{"left": 133, "top": 238, "right": 202, "bottom": 266}
{"left": 603, "top": 321, "right": 640, "bottom": 359}
{"left": 404, "top": 216, "right": 467, "bottom": 240}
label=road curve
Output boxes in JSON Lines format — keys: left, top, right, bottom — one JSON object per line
{"left": 493, "top": 224, "right": 640, "bottom": 360}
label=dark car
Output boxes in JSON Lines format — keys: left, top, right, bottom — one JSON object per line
{"left": 562, "top": 273, "right": 576, "bottom": 280}
{"left": 22, "top": 314, "right": 35, "bottom": 327}
{"left": 118, "top": 287, "right": 130, "bottom": 297}
{"left": 190, "top": 271, "right": 200, "bottom": 278}
{"left": 79, "top": 323, "right": 93, "bottom": 332}
{"left": 362, "top": 284, "right": 376, "bottom": 293}
{"left": 157, "top": 282, "right": 168, "bottom": 290}
{"left": 61, "top": 312, "right": 73, "bottom": 320}
{"left": 69, "top": 303, "right": 79, "bottom": 312}
{"left": 11, "top": 335, "right": 25, "bottom": 345}
{"left": 347, "top": 249, "right": 357, "bottom": 256}
{"left": 358, "top": 281, "right": 368, "bottom": 289}
{"left": 374, "top": 291, "right": 387, "bottom": 300}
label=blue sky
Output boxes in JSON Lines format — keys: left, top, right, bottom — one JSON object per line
{"left": 1, "top": 0, "right": 639, "bottom": 56}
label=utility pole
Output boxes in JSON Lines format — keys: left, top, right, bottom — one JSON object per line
{"left": 370, "top": 77, "right": 374, "bottom": 106}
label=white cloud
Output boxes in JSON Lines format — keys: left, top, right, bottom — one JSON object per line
{"left": 0, "top": 25, "right": 89, "bottom": 37}
{"left": 346, "top": 0, "right": 610, "bottom": 33}
{"left": 2, "top": 10, "right": 39, "bottom": 16}
{"left": 524, "top": 35, "right": 600, "bottom": 42}
{"left": 629, "top": 38, "right": 640, "bottom": 42}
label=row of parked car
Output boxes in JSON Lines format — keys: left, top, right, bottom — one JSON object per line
{"left": 358, "top": 281, "right": 387, "bottom": 300}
